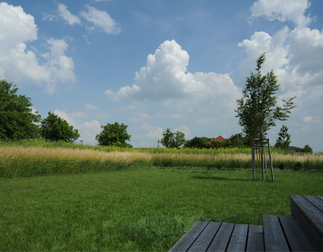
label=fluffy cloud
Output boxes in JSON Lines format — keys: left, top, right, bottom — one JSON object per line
{"left": 80, "top": 5, "right": 120, "bottom": 34}
{"left": 110, "top": 40, "right": 240, "bottom": 118}
{"left": 239, "top": 0, "right": 323, "bottom": 151}
{"left": 0, "top": 3, "right": 76, "bottom": 93}
{"left": 54, "top": 109, "right": 101, "bottom": 144}
{"left": 250, "top": 0, "right": 312, "bottom": 27}
{"left": 141, "top": 123, "right": 163, "bottom": 139}
{"left": 85, "top": 103, "right": 98, "bottom": 110}
{"left": 58, "top": 3, "right": 81, "bottom": 25}
{"left": 175, "top": 125, "right": 192, "bottom": 139}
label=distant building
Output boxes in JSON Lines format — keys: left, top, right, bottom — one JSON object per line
{"left": 208, "top": 135, "right": 231, "bottom": 145}
{"left": 289, "top": 146, "right": 302, "bottom": 153}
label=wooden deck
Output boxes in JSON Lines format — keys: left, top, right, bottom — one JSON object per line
{"left": 169, "top": 195, "right": 323, "bottom": 252}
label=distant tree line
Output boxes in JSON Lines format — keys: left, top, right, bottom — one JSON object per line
{"left": 0, "top": 78, "right": 313, "bottom": 152}
{"left": 0, "top": 79, "right": 132, "bottom": 147}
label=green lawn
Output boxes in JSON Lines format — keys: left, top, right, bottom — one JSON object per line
{"left": 1, "top": 167, "right": 323, "bottom": 251}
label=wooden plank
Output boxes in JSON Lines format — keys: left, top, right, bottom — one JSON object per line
{"left": 207, "top": 223, "right": 234, "bottom": 252}
{"left": 279, "top": 216, "right": 316, "bottom": 251}
{"left": 290, "top": 195, "right": 323, "bottom": 250}
{"left": 317, "top": 195, "right": 323, "bottom": 201}
{"left": 227, "top": 224, "right": 248, "bottom": 252}
{"left": 246, "top": 225, "right": 264, "bottom": 252}
{"left": 188, "top": 222, "right": 221, "bottom": 252}
{"left": 290, "top": 195, "right": 323, "bottom": 236}
{"left": 303, "top": 195, "right": 323, "bottom": 212}
{"left": 263, "top": 215, "right": 290, "bottom": 252}
{"left": 169, "top": 221, "right": 208, "bottom": 252}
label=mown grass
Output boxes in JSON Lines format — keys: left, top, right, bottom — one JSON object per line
{"left": 1, "top": 168, "right": 322, "bottom": 251}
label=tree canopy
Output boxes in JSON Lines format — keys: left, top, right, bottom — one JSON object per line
{"left": 160, "top": 128, "right": 186, "bottom": 148}
{"left": 184, "top": 136, "right": 211, "bottom": 149}
{"left": 41, "top": 112, "right": 80, "bottom": 142}
{"left": 275, "top": 125, "right": 291, "bottom": 150}
{"left": 95, "top": 122, "right": 132, "bottom": 147}
{"left": 235, "top": 53, "right": 296, "bottom": 145}
{"left": 0, "top": 80, "right": 41, "bottom": 141}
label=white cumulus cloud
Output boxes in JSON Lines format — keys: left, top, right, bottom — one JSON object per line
{"left": 53, "top": 109, "right": 101, "bottom": 144}
{"left": 0, "top": 3, "right": 76, "bottom": 93}
{"left": 80, "top": 5, "right": 120, "bottom": 34}
{"left": 250, "top": 0, "right": 312, "bottom": 27}
{"left": 111, "top": 40, "right": 240, "bottom": 118}
{"left": 58, "top": 3, "right": 81, "bottom": 25}
{"left": 141, "top": 123, "right": 163, "bottom": 139}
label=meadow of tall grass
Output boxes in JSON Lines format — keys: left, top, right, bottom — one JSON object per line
{"left": 0, "top": 140, "right": 322, "bottom": 178}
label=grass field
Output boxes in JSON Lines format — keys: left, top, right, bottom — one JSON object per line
{"left": 1, "top": 143, "right": 322, "bottom": 250}
{"left": 1, "top": 167, "right": 323, "bottom": 251}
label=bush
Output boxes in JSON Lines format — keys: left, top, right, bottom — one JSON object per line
{"left": 294, "top": 162, "right": 303, "bottom": 171}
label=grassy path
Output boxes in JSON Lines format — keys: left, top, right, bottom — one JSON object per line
{"left": 1, "top": 168, "right": 322, "bottom": 251}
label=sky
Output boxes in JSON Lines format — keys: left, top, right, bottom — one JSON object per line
{"left": 1, "top": 0, "right": 323, "bottom": 152}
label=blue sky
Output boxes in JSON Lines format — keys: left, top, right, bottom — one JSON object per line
{"left": 1, "top": 0, "right": 323, "bottom": 152}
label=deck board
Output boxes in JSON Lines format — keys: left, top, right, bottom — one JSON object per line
{"left": 226, "top": 224, "right": 248, "bottom": 252}
{"left": 207, "top": 223, "right": 234, "bottom": 252}
{"left": 263, "top": 215, "right": 290, "bottom": 251}
{"left": 279, "top": 215, "right": 316, "bottom": 251}
{"left": 246, "top": 225, "right": 264, "bottom": 252}
{"left": 169, "top": 221, "right": 208, "bottom": 252}
{"left": 303, "top": 195, "right": 323, "bottom": 212}
{"left": 290, "top": 195, "right": 323, "bottom": 250}
{"left": 187, "top": 222, "right": 221, "bottom": 252}
{"left": 290, "top": 195, "right": 323, "bottom": 236}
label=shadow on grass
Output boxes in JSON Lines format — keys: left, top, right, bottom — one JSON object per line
{"left": 192, "top": 176, "right": 250, "bottom": 182}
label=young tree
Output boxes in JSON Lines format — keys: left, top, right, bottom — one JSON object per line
{"left": 161, "top": 128, "right": 186, "bottom": 148}
{"left": 275, "top": 125, "right": 291, "bottom": 150}
{"left": 235, "top": 53, "right": 296, "bottom": 145}
{"left": 173, "top": 130, "right": 186, "bottom": 149}
{"left": 95, "top": 122, "right": 132, "bottom": 147}
{"left": 41, "top": 112, "right": 80, "bottom": 142}
{"left": 0, "top": 80, "right": 41, "bottom": 141}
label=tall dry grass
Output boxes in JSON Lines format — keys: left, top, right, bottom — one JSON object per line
{"left": 0, "top": 146, "right": 152, "bottom": 178}
{"left": 1, "top": 146, "right": 322, "bottom": 178}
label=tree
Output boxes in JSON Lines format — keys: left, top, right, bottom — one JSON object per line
{"left": 300, "top": 144, "right": 313, "bottom": 154}
{"left": 229, "top": 133, "right": 245, "bottom": 148}
{"left": 275, "top": 125, "right": 291, "bottom": 150}
{"left": 161, "top": 128, "right": 186, "bottom": 148}
{"left": 41, "top": 112, "right": 80, "bottom": 142}
{"left": 184, "top": 136, "right": 211, "bottom": 149}
{"left": 0, "top": 80, "right": 41, "bottom": 141}
{"left": 95, "top": 122, "right": 132, "bottom": 147}
{"left": 235, "top": 53, "right": 296, "bottom": 145}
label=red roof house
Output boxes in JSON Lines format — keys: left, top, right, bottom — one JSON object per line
{"left": 208, "top": 136, "right": 231, "bottom": 145}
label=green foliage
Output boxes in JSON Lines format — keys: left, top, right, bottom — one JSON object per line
{"left": 275, "top": 125, "right": 291, "bottom": 150}
{"left": 0, "top": 80, "right": 41, "bottom": 141}
{"left": 235, "top": 53, "right": 296, "bottom": 145}
{"left": 96, "top": 122, "right": 132, "bottom": 147}
{"left": 209, "top": 139, "right": 231, "bottom": 149}
{"left": 230, "top": 133, "right": 246, "bottom": 148}
{"left": 184, "top": 136, "right": 211, "bottom": 148}
{"left": 300, "top": 144, "right": 313, "bottom": 154}
{"left": 41, "top": 112, "right": 80, "bottom": 142}
{"left": 160, "top": 128, "right": 186, "bottom": 148}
